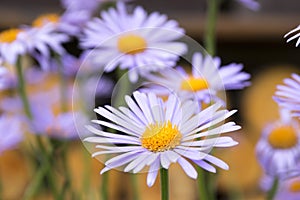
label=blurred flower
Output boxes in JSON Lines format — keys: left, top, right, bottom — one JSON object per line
{"left": 274, "top": 73, "right": 300, "bottom": 118}
{"left": 237, "top": 0, "right": 260, "bottom": 11}
{"left": 32, "top": 12, "right": 89, "bottom": 37}
{"left": 0, "top": 24, "right": 68, "bottom": 68}
{"left": 0, "top": 115, "right": 23, "bottom": 154}
{"left": 284, "top": 25, "right": 300, "bottom": 47}
{"left": 30, "top": 105, "right": 88, "bottom": 140}
{"left": 0, "top": 59, "right": 16, "bottom": 90}
{"left": 85, "top": 91, "right": 240, "bottom": 187}
{"left": 81, "top": 2, "right": 187, "bottom": 82}
{"left": 61, "top": 0, "right": 102, "bottom": 13}
{"left": 261, "top": 175, "right": 300, "bottom": 200}
{"left": 256, "top": 109, "right": 300, "bottom": 178}
{"left": 144, "top": 52, "right": 250, "bottom": 104}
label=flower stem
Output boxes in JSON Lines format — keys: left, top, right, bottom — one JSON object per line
{"left": 131, "top": 174, "right": 140, "bottom": 200}
{"left": 267, "top": 177, "right": 279, "bottom": 200}
{"left": 160, "top": 168, "right": 169, "bottom": 200}
{"left": 101, "top": 172, "right": 108, "bottom": 200}
{"left": 204, "top": 0, "right": 219, "bottom": 56}
{"left": 197, "top": 167, "right": 209, "bottom": 200}
{"left": 16, "top": 56, "right": 32, "bottom": 119}
{"left": 54, "top": 54, "right": 68, "bottom": 112}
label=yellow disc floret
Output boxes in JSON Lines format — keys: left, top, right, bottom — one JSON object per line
{"left": 33, "top": 13, "right": 60, "bottom": 27}
{"left": 268, "top": 125, "right": 298, "bottom": 149}
{"left": 117, "top": 34, "right": 147, "bottom": 55}
{"left": 181, "top": 77, "right": 209, "bottom": 92}
{"left": 0, "top": 29, "right": 22, "bottom": 43}
{"left": 141, "top": 121, "right": 182, "bottom": 152}
{"left": 289, "top": 180, "right": 300, "bottom": 193}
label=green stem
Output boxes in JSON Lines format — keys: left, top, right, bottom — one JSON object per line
{"left": 197, "top": 167, "right": 209, "bottom": 200}
{"left": 113, "top": 69, "right": 131, "bottom": 107}
{"left": 267, "top": 177, "right": 279, "bottom": 200}
{"left": 101, "top": 172, "right": 109, "bottom": 200}
{"left": 204, "top": 0, "right": 219, "bottom": 56}
{"left": 16, "top": 56, "right": 32, "bottom": 119}
{"left": 22, "top": 164, "right": 49, "bottom": 200}
{"left": 131, "top": 174, "right": 140, "bottom": 200}
{"left": 59, "top": 142, "right": 72, "bottom": 199}
{"left": 55, "top": 54, "right": 68, "bottom": 112}
{"left": 160, "top": 168, "right": 169, "bottom": 200}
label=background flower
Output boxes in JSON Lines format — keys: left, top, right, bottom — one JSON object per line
{"left": 81, "top": 2, "right": 187, "bottom": 82}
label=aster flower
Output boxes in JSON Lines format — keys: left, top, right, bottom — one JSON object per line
{"left": 284, "top": 25, "right": 300, "bottom": 47}
{"left": 32, "top": 11, "right": 90, "bottom": 37}
{"left": 274, "top": 73, "right": 300, "bottom": 118}
{"left": 0, "top": 115, "right": 23, "bottom": 154}
{"left": 237, "top": 0, "right": 260, "bottom": 11}
{"left": 144, "top": 52, "right": 250, "bottom": 104}
{"left": 81, "top": 2, "right": 187, "bottom": 82}
{"left": 261, "top": 175, "right": 300, "bottom": 200}
{"left": 0, "top": 24, "right": 68, "bottom": 68}
{"left": 256, "top": 109, "right": 300, "bottom": 178}
{"left": 84, "top": 91, "right": 240, "bottom": 187}
{"left": 30, "top": 105, "right": 88, "bottom": 140}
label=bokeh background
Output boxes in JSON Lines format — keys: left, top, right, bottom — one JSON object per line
{"left": 0, "top": 0, "right": 300, "bottom": 199}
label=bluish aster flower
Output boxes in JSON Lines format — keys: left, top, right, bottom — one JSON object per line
{"left": 85, "top": 91, "right": 240, "bottom": 187}
{"left": 81, "top": 2, "right": 187, "bottom": 82}
{"left": 274, "top": 73, "right": 300, "bottom": 118}
{"left": 144, "top": 52, "right": 250, "bottom": 104}
{"left": 0, "top": 115, "right": 23, "bottom": 154}
{"left": 261, "top": 175, "right": 300, "bottom": 200}
{"left": 0, "top": 24, "right": 68, "bottom": 67}
{"left": 256, "top": 109, "right": 300, "bottom": 178}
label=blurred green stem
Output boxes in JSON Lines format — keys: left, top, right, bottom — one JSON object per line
{"left": 16, "top": 56, "right": 32, "bottom": 119}
{"left": 131, "top": 174, "right": 140, "bottom": 200}
{"left": 197, "top": 167, "right": 209, "bottom": 200}
{"left": 267, "top": 177, "right": 279, "bottom": 200}
{"left": 160, "top": 168, "right": 169, "bottom": 200}
{"left": 16, "top": 56, "right": 58, "bottom": 199}
{"left": 54, "top": 54, "right": 68, "bottom": 112}
{"left": 101, "top": 172, "right": 109, "bottom": 200}
{"left": 204, "top": 0, "right": 219, "bottom": 56}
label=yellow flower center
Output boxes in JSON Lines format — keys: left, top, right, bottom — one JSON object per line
{"left": 141, "top": 121, "right": 182, "bottom": 152}
{"left": 117, "top": 34, "right": 147, "bottom": 55}
{"left": 0, "top": 29, "right": 22, "bottom": 43}
{"left": 289, "top": 180, "right": 300, "bottom": 193}
{"left": 181, "top": 77, "right": 209, "bottom": 92}
{"left": 32, "top": 13, "right": 60, "bottom": 27}
{"left": 268, "top": 125, "right": 298, "bottom": 149}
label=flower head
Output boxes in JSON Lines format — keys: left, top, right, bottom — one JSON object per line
{"left": 0, "top": 23, "right": 68, "bottom": 67}
{"left": 144, "top": 52, "right": 250, "bottom": 104}
{"left": 81, "top": 2, "right": 187, "bottom": 82}
{"left": 274, "top": 73, "right": 300, "bottom": 118}
{"left": 256, "top": 109, "right": 300, "bottom": 177}
{"left": 85, "top": 91, "right": 240, "bottom": 187}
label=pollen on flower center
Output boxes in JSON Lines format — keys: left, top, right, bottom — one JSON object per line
{"left": 33, "top": 13, "right": 60, "bottom": 27}
{"left": 117, "top": 34, "right": 147, "bottom": 55}
{"left": 268, "top": 125, "right": 298, "bottom": 149}
{"left": 141, "top": 121, "right": 182, "bottom": 152}
{"left": 181, "top": 77, "right": 209, "bottom": 92}
{"left": 289, "top": 180, "right": 300, "bottom": 193}
{"left": 0, "top": 29, "right": 22, "bottom": 43}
